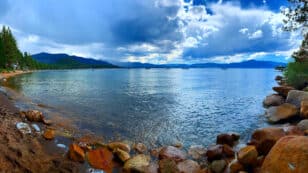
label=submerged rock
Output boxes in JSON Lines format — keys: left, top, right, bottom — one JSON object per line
{"left": 43, "top": 129, "right": 55, "bottom": 140}
{"left": 16, "top": 122, "right": 31, "bottom": 134}
{"left": 261, "top": 136, "right": 308, "bottom": 173}
{"left": 159, "top": 146, "right": 186, "bottom": 162}
{"left": 123, "top": 154, "right": 150, "bottom": 173}
{"left": 300, "top": 100, "right": 308, "bottom": 119}
{"left": 286, "top": 90, "right": 308, "bottom": 108}
{"left": 237, "top": 145, "right": 258, "bottom": 166}
{"left": 69, "top": 143, "right": 85, "bottom": 162}
{"left": 263, "top": 94, "right": 285, "bottom": 108}
{"left": 265, "top": 103, "right": 298, "bottom": 123}
{"left": 87, "top": 148, "right": 113, "bottom": 171}
{"left": 133, "top": 143, "right": 147, "bottom": 153}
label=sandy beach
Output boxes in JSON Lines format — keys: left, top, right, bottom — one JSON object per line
{"left": 0, "top": 70, "right": 33, "bottom": 80}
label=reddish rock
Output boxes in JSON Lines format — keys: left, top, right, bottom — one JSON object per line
{"left": 216, "top": 133, "right": 238, "bottom": 147}
{"left": 133, "top": 143, "right": 147, "bottom": 153}
{"left": 263, "top": 94, "right": 285, "bottom": 108}
{"left": 23, "top": 110, "right": 44, "bottom": 122}
{"left": 108, "top": 142, "right": 130, "bottom": 152}
{"left": 229, "top": 160, "right": 244, "bottom": 173}
{"left": 237, "top": 145, "right": 258, "bottom": 166}
{"left": 177, "top": 160, "right": 201, "bottom": 173}
{"left": 222, "top": 144, "right": 235, "bottom": 157}
{"left": 272, "top": 86, "right": 294, "bottom": 97}
{"left": 249, "top": 126, "right": 304, "bottom": 155}
{"left": 43, "top": 129, "right": 55, "bottom": 140}
{"left": 300, "top": 100, "right": 308, "bottom": 119}
{"left": 159, "top": 159, "right": 179, "bottom": 173}
{"left": 265, "top": 103, "right": 298, "bottom": 123}
{"left": 206, "top": 145, "right": 224, "bottom": 162}
{"left": 261, "top": 136, "right": 308, "bottom": 173}
{"left": 68, "top": 144, "right": 85, "bottom": 162}
{"left": 87, "top": 148, "right": 113, "bottom": 171}
{"left": 159, "top": 146, "right": 186, "bottom": 162}
{"left": 275, "top": 75, "right": 283, "bottom": 81}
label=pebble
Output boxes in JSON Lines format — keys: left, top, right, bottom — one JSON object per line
{"left": 16, "top": 122, "right": 31, "bottom": 134}
{"left": 31, "top": 124, "right": 41, "bottom": 132}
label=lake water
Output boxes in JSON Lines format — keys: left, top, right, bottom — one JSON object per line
{"left": 4, "top": 68, "right": 278, "bottom": 148}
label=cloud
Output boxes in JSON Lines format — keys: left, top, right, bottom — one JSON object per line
{"left": 248, "top": 30, "right": 263, "bottom": 39}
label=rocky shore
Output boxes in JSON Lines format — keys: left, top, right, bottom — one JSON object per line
{"left": 0, "top": 71, "right": 307, "bottom": 173}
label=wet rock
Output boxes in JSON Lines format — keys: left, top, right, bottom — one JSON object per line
{"left": 216, "top": 133, "right": 239, "bottom": 147}
{"left": 272, "top": 86, "right": 294, "bottom": 97}
{"left": 177, "top": 160, "right": 201, "bottom": 173}
{"left": 210, "top": 160, "right": 226, "bottom": 173}
{"left": 286, "top": 90, "right": 308, "bottom": 108}
{"left": 265, "top": 103, "right": 298, "bottom": 123}
{"left": 159, "top": 146, "right": 186, "bottom": 162}
{"left": 222, "top": 144, "right": 235, "bottom": 157}
{"left": 108, "top": 141, "right": 130, "bottom": 152}
{"left": 261, "top": 136, "right": 308, "bottom": 173}
{"left": 43, "top": 129, "right": 55, "bottom": 140}
{"left": 31, "top": 124, "right": 40, "bottom": 132}
{"left": 68, "top": 143, "right": 85, "bottom": 162}
{"left": 229, "top": 160, "right": 244, "bottom": 173}
{"left": 237, "top": 145, "right": 258, "bottom": 166}
{"left": 87, "top": 148, "right": 113, "bottom": 170}
{"left": 114, "top": 148, "right": 130, "bottom": 162}
{"left": 123, "top": 154, "right": 150, "bottom": 173}
{"left": 158, "top": 159, "right": 179, "bottom": 173}
{"left": 206, "top": 145, "right": 224, "bottom": 162}
{"left": 188, "top": 145, "right": 207, "bottom": 160}
{"left": 173, "top": 141, "right": 183, "bottom": 148}
{"left": 297, "top": 119, "right": 308, "bottom": 131}
{"left": 249, "top": 126, "right": 304, "bottom": 155}
{"left": 23, "top": 110, "right": 44, "bottom": 122}
{"left": 133, "top": 143, "right": 147, "bottom": 153}
{"left": 16, "top": 122, "right": 31, "bottom": 134}
{"left": 263, "top": 94, "right": 285, "bottom": 108}
{"left": 300, "top": 100, "right": 308, "bottom": 119}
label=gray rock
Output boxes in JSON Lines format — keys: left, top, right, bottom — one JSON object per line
{"left": 286, "top": 90, "right": 308, "bottom": 108}
{"left": 263, "top": 94, "right": 285, "bottom": 108}
{"left": 297, "top": 119, "right": 308, "bottom": 131}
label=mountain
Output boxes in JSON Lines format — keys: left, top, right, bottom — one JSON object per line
{"left": 32, "top": 53, "right": 118, "bottom": 69}
{"left": 114, "top": 60, "right": 286, "bottom": 68}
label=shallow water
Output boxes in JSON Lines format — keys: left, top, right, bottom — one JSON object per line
{"left": 4, "top": 68, "right": 278, "bottom": 147}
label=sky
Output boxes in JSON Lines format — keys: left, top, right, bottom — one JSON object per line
{"left": 0, "top": 0, "right": 303, "bottom": 64}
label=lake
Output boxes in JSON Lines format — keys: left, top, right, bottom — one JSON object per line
{"left": 3, "top": 68, "right": 278, "bottom": 148}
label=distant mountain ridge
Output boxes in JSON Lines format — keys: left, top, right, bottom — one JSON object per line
{"left": 33, "top": 52, "right": 286, "bottom": 69}
{"left": 32, "top": 53, "right": 118, "bottom": 69}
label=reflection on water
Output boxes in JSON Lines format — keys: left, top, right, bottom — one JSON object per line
{"left": 3, "top": 69, "right": 278, "bottom": 147}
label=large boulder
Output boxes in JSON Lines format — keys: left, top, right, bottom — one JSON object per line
{"left": 123, "top": 154, "right": 150, "bottom": 173}
{"left": 297, "top": 119, "right": 308, "bottom": 131}
{"left": 249, "top": 126, "right": 304, "bottom": 155}
{"left": 159, "top": 146, "right": 186, "bottom": 162}
{"left": 237, "top": 145, "right": 258, "bottom": 166}
{"left": 261, "top": 136, "right": 308, "bottom": 173}
{"left": 265, "top": 103, "right": 298, "bottom": 123}
{"left": 300, "top": 100, "right": 308, "bottom": 119}
{"left": 263, "top": 94, "right": 285, "bottom": 108}
{"left": 286, "top": 90, "right": 308, "bottom": 108}
{"left": 272, "top": 86, "right": 295, "bottom": 97}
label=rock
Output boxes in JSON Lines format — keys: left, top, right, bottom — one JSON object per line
{"left": 261, "top": 136, "right": 308, "bottom": 173}
{"left": 273, "top": 86, "right": 294, "bottom": 97}
{"left": 173, "top": 141, "right": 183, "bottom": 148}
{"left": 249, "top": 126, "right": 304, "bottom": 155}
{"left": 275, "top": 75, "right": 283, "bottom": 81}
{"left": 305, "top": 130, "right": 308, "bottom": 135}
{"left": 56, "top": 144, "right": 67, "bottom": 150}
{"left": 216, "top": 133, "right": 239, "bottom": 147}
{"left": 16, "top": 122, "right": 31, "bottom": 134}
{"left": 188, "top": 145, "right": 207, "bottom": 160}
{"left": 42, "top": 118, "right": 52, "bottom": 125}
{"left": 286, "top": 90, "right": 308, "bottom": 108}
{"left": 210, "top": 160, "right": 227, "bottom": 173}
{"left": 68, "top": 144, "right": 85, "bottom": 162}
{"left": 133, "top": 143, "right": 147, "bottom": 153}
{"left": 176, "top": 160, "right": 200, "bottom": 173}
{"left": 108, "top": 142, "right": 131, "bottom": 152}
{"left": 206, "top": 145, "right": 224, "bottom": 161}
{"left": 229, "top": 160, "right": 244, "bottom": 173}
{"left": 31, "top": 124, "right": 40, "bottom": 132}
{"left": 222, "top": 144, "right": 235, "bottom": 157}
{"left": 265, "top": 103, "right": 298, "bottom": 123}
{"left": 123, "top": 154, "right": 150, "bottom": 173}
{"left": 159, "top": 146, "right": 186, "bottom": 162}
{"left": 144, "top": 163, "right": 159, "bottom": 173}
{"left": 87, "top": 148, "right": 113, "bottom": 170}
{"left": 114, "top": 148, "right": 130, "bottom": 162}
{"left": 43, "top": 129, "right": 55, "bottom": 140}
{"left": 158, "top": 159, "right": 179, "bottom": 173}
{"left": 263, "top": 94, "right": 285, "bottom": 108}
{"left": 237, "top": 145, "right": 258, "bottom": 166}
{"left": 300, "top": 100, "right": 308, "bottom": 119}
{"left": 24, "top": 110, "right": 44, "bottom": 122}
{"left": 150, "top": 148, "right": 161, "bottom": 158}
{"left": 297, "top": 119, "right": 308, "bottom": 131}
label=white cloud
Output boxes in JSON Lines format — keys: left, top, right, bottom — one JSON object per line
{"left": 248, "top": 30, "right": 263, "bottom": 39}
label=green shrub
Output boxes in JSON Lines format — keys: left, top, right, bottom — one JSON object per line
{"left": 284, "top": 62, "right": 308, "bottom": 89}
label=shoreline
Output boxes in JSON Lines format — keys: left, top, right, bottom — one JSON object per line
{"left": 0, "top": 71, "right": 307, "bottom": 172}
{"left": 0, "top": 70, "right": 34, "bottom": 80}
